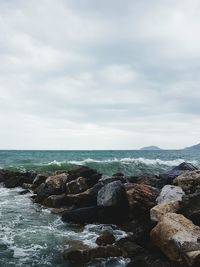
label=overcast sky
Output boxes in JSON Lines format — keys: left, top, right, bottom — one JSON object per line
{"left": 0, "top": 0, "right": 200, "bottom": 149}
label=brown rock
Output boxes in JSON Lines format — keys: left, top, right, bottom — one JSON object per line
{"left": 151, "top": 213, "right": 200, "bottom": 266}
{"left": 173, "top": 170, "right": 200, "bottom": 194}
{"left": 96, "top": 230, "right": 116, "bottom": 246}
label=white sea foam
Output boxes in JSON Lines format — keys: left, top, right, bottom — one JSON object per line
{"left": 68, "top": 157, "right": 198, "bottom": 167}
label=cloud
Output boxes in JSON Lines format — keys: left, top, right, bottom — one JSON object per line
{"left": 0, "top": 0, "right": 199, "bottom": 149}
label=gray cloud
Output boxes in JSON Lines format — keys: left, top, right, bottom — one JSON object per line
{"left": 0, "top": 0, "right": 199, "bottom": 149}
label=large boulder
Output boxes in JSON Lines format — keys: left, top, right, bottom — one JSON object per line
{"left": 125, "top": 183, "right": 159, "bottom": 219}
{"left": 150, "top": 201, "right": 180, "bottom": 223}
{"left": 156, "top": 185, "right": 185, "bottom": 204}
{"left": 67, "top": 166, "right": 101, "bottom": 185}
{"left": 97, "top": 181, "right": 128, "bottom": 208}
{"left": 174, "top": 170, "right": 200, "bottom": 193}
{"left": 181, "top": 191, "right": 200, "bottom": 226}
{"left": 151, "top": 213, "right": 200, "bottom": 266}
{"left": 32, "top": 174, "right": 48, "bottom": 188}
{"left": 0, "top": 170, "right": 36, "bottom": 188}
{"left": 160, "top": 162, "right": 198, "bottom": 186}
{"left": 65, "top": 177, "right": 88, "bottom": 194}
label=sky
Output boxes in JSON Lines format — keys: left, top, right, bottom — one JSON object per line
{"left": 0, "top": 0, "right": 200, "bottom": 150}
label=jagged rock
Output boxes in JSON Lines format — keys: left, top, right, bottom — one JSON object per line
{"left": 97, "top": 181, "right": 128, "bottom": 208}
{"left": 181, "top": 191, "right": 200, "bottom": 226}
{"left": 159, "top": 162, "right": 198, "bottom": 186}
{"left": 115, "top": 237, "right": 144, "bottom": 257}
{"left": 125, "top": 183, "right": 159, "bottom": 218}
{"left": 62, "top": 206, "right": 99, "bottom": 224}
{"left": 66, "top": 177, "right": 88, "bottom": 194}
{"left": 67, "top": 166, "right": 101, "bottom": 184}
{"left": 150, "top": 201, "right": 180, "bottom": 223}
{"left": 43, "top": 194, "right": 68, "bottom": 208}
{"left": 151, "top": 213, "right": 200, "bottom": 266}
{"left": 174, "top": 170, "right": 200, "bottom": 193}
{"left": 32, "top": 174, "right": 48, "bottom": 187}
{"left": 0, "top": 170, "right": 36, "bottom": 188}
{"left": 156, "top": 185, "right": 185, "bottom": 204}
{"left": 96, "top": 230, "right": 116, "bottom": 246}
{"left": 45, "top": 173, "right": 68, "bottom": 192}
{"left": 121, "top": 217, "right": 153, "bottom": 245}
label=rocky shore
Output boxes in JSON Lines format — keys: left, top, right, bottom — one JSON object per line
{"left": 0, "top": 162, "right": 200, "bottom": 266}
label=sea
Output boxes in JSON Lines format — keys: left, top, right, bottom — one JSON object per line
{"left": 0, "top": 149, "right": 199, "bottom": 267}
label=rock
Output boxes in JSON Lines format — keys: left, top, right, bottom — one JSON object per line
{"left": 97, "top": 181, "right": 128, "bottom": 208}
{"left": 121, "top": 217, "right": 153, "bottom": 245}
{"left": 156, "top": 185, "right": 185, "bottom": 204}
{"left": 67, "top": 166, "right": 101, "bottom": 184}
{"left": 43, "top": 194, "right": 68, "bottom": 208}
{"left": 115, "top": 237, "right": 144, "bottom": 257}
{"left": 63, "top": 244, "right": 123, "bottom": 263}
{"left": 160, "top": 162, "right": 198, "bottom": 186}
{"left": 173, "top": 170, "right": 200, "bottom": 194}
{"left": 22, "top": 183, "right": 33, "bottom": 190}
{"left": 18, "top": 189, "right": 30, "bottom": 195}
{"left": 0, "top": 170, "right": 36, "bottom": 188}
{"left": 181, "top": 191, "right": 200, "bottom": 226}
{"left": 32, "top": 174, "right": 48, "bottom": 187}
{"left": 66, "top": 177, "right": 88, "bottom": 194}
{"left": 112, "top": 172, "right": 124, "bottom": 177}
{"left": 151, "top": 213, "right": 200, "bottom": 266}
{"left": 62, "top": 206, "right": 99, "bottom": 224}
{"left": 127, "top": 175, "right": 161, "bottom": 189}
{"left": 150, "top": 201, "right": 180, "bottom": 223}
{"left": 45, "top": 173, "right": 68, "bottom": 192}
{"left": 96, "top": 230, "right": 116, "bottom": 246}
{"left": 125, "top": 183, "right": 159, "bottom": 219}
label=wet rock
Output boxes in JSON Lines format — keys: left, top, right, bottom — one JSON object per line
{"left": 0, "top": 170, "right": 36, "bottom": 188}
{"left": 97, "top": 181, "right": 128, "bottom": 208}
{"left": 45, "top": 173, "right": 68, "bottom": 192}
{"left": 125, "top": 183, "right": 159, "bottom": 219}
{"left": 62, "top": 206, "right": 99, "bottom": 224}
{"left": 160, "top": 162, "right": 198, "bottom": 186}
{"left": 22, "top": 183, "right": 33, "bottom": 190}
{"left": 121, "top": 216, "right": 153, "bottom": 245}
{"left": 174, "top": 170, "right": 200, "bottom": 194}
{"left": 18, "top": 189, "right": 30, "bottom": 195}
{"left": 112, "top": 172, "right": 125, "bottom": 177}
{"left": 43, "top": 194, "right": 68, "bottom": 208}
{"left": 67, "top": 166, "right": 101, "bottom": 184}
{"left": 116, "top": 237, "right": 144, "bottom": 257}
{"left": 181, "top": 191, "right": 200, "bottom": 226}
{"left": 32, "top": 174, "right": 48, "bottom": 188}
{"left": 150, "top": 201, "right": 180, "bottom": 223}
{"left": 66, "top": 177, "right": 88, "bottom": 194}
{"left": 64, "top": 244, "right": 123, "bottom": 263}
{"left": 156, "top": 185, "right": 185, "bottom": 204}
{"left": 96, "top": 230, "right": 116, "bottom": 246}
{"left": 151, "top": 212, "right": 200, "bottom": 266}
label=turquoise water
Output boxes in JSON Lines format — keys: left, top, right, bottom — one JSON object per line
{"left": 0, "top": 150, "right": 200, "bottom": 175}
{"left": 0, "top": 149, "right": 200, "bottom": 266}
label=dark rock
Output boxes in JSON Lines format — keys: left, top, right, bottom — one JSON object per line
{"left": 181, "top": 191, "right": 200, "bottom": 226}
{"left": 96, "top": 230, "right": 116, "bottom": 246}
{"left": 125, "top": 183, "right": 159, "bottom": 219}
{"left": 22, "top": 183, "right": 32, "bottom": 190}
{"left": 43, "top": 194, "right": 68, "bottom": 208}
{"left": 18, "top": 189, "right": 30, "bottom": 195}
{"left": 63, "top": 240, "right": 123, "bottom": 264}
{"left": 121, "top": 217, "right": 153, "bottom": 245}
{"left": 32, "top": 174, "right": 48, "bottom": 188}
{"left": 67, "top": 166, "right": 101, "bottom": 183}
{"left": 128, "top": 175, "right": 161, "bottom": 189}
{"left": 97, "top": 181, "right": 128, "bottom": 208}
{"left": 116, "top": 237, "right": 144, "bottom": 257}
{"left": 62, "top": 206, "right": 99, "bottom": 224}
{"left": 66, "top": 177, "right": 88, "bottom": 194}
{"left": 159, "top": 162, "right": 198, "bottom": 186}
{"left": 0, "top": 170, "right": 36, "bottom": 188}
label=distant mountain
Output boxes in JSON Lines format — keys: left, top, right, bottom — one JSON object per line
{"left": 184, "top": 143, "right": 200, "bottom": 150}
{"left": 140, "top": 146, "right": 162, "bottom": 151}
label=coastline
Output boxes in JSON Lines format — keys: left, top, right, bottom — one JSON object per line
{"left": 0, "top": 161, "right": 200, "bottom": 266}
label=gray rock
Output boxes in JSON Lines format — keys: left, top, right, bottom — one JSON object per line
{"left": 156, "top": 185, "right": 185, "bottom": 204}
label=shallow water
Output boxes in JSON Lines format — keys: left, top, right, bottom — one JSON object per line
{"left": 0, "top": 187, "right": 128, "bottom": 267}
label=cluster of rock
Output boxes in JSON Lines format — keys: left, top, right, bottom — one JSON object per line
{"left": 1, "top": 162, "right": 200, "bottom": 266}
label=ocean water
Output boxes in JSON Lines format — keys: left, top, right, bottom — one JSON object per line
{"left": 0, "top": 149, "right": 200, "bottom": 267}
